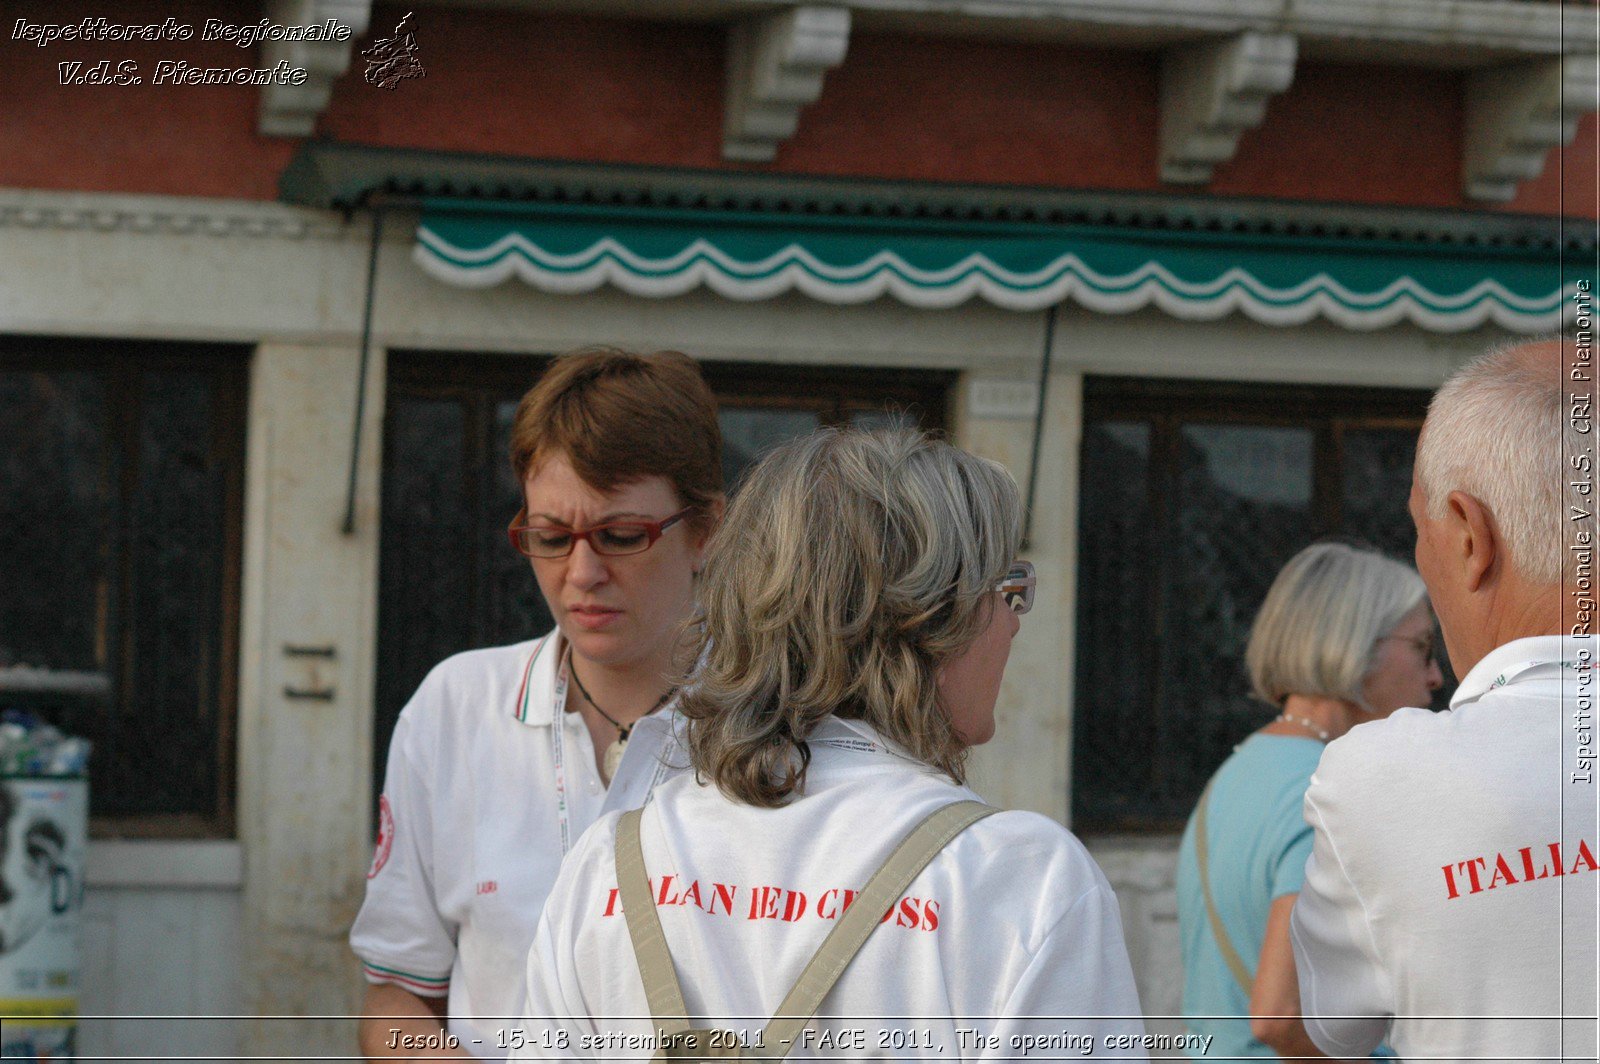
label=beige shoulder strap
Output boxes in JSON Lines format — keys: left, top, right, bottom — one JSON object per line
{"left": 617, "top": 800, "right": 997, "bottom": 1061}
{"left": 762, "top": 800, "right": 996, "bottom": 1058}
{"left": 1193, "top": 780, "right": 1254, "bottom": 996}
{"left": 617, "top": 807, "right": 692, "bottom": 1035}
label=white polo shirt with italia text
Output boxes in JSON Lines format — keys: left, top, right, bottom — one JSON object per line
{"left": 1291, "top": 635, "right": 1599, "bottom": 1061}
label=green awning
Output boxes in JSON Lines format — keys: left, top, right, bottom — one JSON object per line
{"left": 414, "top": 198, "right": 1591, "bottom": 333}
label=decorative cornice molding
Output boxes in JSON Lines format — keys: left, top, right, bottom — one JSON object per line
{"left": 258, "top": 0, "right": 374, "bottom": 137}
{"left": 1464, "top": 54, "right": 1600, "bottom": 202}
{"left": 456, "top": 0, "right": 1595, "bottom": 58}
{"left": 723, "top": 5, "right": 851, "bottom": 162}
{"left": 0, "top": 191, "right": 350, "bottom": 240}
{"left": 1159, "top": 32, "right": 1296, "bottom": 185}
{"left": 1266, "top": 0, "right": 1591, "bottom": 54}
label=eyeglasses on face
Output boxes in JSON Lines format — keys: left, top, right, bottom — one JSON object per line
{"left": 507, "top": 507, "right": 695, "bottom": 559}
{"left": 998, "top": 561, "right": 1037, "bottom": 615}
{"left": 1380, "top": 633, "right": 1437, "bottom": 662}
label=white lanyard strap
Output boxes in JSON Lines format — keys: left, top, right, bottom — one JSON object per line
{"left": 550, "top": 663, "right": 573, "bottom": 855}
{"left": 515, "top": 637, "right": 576, "bottom": 855}
{"left": 1485, "top": 657, "right": 1595, "bottom": 693}
{"left": 809, "top": 736, "right": 881, "bottom": 754}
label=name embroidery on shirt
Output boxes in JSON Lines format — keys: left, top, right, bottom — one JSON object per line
{"left": 1441, "top": 838, "right": 1599, "bottom": 899}
{"left": 599, "top": 876, "right": 941, "bottom": 931}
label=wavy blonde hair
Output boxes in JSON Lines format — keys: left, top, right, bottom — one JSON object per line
{"left": 680, "top": 427, "right": 1023, "bottom": 807}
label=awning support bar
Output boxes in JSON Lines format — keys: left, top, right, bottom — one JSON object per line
{"left": 342, "top": 204, "right": 386, "bottom": 537}
{"left": 1020, "top": 303, "right": 1056, "bottom": 551}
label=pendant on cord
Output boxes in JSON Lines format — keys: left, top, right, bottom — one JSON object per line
{"left": 602, "top": 730, "right": 629, "bottom": 783}
{"left": 568, "top": 656, "right": 672, "bottom": 786}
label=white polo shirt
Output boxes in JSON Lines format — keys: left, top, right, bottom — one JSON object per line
{"left": 518, "top": 716, "right": 1147, "bottom": 1061}
{"left": 350, "top": 632, "right": 686, "bottom": 1058}
{"left": 1291, "top": 635, "right": 1599, "bottom": 1062}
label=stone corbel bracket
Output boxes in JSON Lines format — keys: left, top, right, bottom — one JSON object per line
{"left": 724, "top": 6, "right": 851, "bottom": 163}
{"left": 1159, "top": 31, "right": 1297, "bottom": 185}
{"left": 258, "top": 0, "right": 374, "bottom": 137}
{"left": 1464, "top": 54, "right": 1599, "bottom": 203}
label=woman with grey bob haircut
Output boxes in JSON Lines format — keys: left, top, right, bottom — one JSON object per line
{"left": 517, "top": 427, "right": 1148, "bottom": 1060}
{"left": 1176, "top": 542, "right": 1441, "bottom": 1062}
{"left": 1246, "top": 542, "right": 1431, "bottom": 710}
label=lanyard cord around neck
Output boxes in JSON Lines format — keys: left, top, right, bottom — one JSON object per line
{"left": 1482, "top": 656, "right": 1595, "bottom": 695}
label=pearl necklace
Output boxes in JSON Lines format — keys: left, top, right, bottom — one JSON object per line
{"left": 1276, "top": 712, "right": 1331, "bottom": 742}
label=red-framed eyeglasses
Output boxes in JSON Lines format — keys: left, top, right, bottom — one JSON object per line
{"left": 507, "top": 507, "right": 695, "bottom": 559}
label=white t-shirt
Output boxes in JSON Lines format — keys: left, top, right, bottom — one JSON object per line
{"left": 1291, "top": 635, "right": 1599, "bottom": 1061}
{"left": 518, "top": 716, "right": 1147, "bottom": 1061}
{"left": 350, "top": 632, "right": 686, "bottom": 1058}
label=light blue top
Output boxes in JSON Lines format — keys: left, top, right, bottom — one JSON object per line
{"left": 1177, "top": 733, "right": 1324, "bottom": 1060}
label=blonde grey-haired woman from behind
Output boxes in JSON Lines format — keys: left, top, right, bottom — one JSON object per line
{"left": 1176, "top": 541, "right": 1440, "bottom": 1060}
{"left": 517, "top": 427, "right": 1146, "bottom": 1060}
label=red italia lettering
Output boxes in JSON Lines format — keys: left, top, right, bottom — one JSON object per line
{"left": 1488, "top": 855, "right": 1520, "bottom": 889}
{"left": 655, "top": 874, "right": 677, "bottom": 906}
{"left": 710, "top": 883, "right": 736, "bottom": 916}
{"left": 748, "top": 886, "right": 781, "bottom": 920}
{"left": 679, "top": 880, "right": 943, "bottom": 927}
{"left": 782, "top": 890, "right": 808, "bottom": 922}
{"left": 602, "top": 888, "right": 621, "bottom": 917}
{"left": 1440, "top": 840, "right": 1599, "bottom": 901}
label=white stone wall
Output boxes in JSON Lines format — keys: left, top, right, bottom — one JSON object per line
{"left": 79, "top": 842, "right": 245, "bottom": 1061}
{"left": 235, "top": 340, "right": 387, "bottom": 1056}
{"left": 1085, "top": 837, "right": 1185, "bottom": 1037}
{"left": 1, "top": 188, "right": 1507, "bottom": 1057}
{"left": 79, "top": 887, "right": 244, "bottom": 1061}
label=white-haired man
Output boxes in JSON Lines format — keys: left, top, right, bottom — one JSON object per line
{"left": 1290, "top": 338, "right": 1598, "bottom": 1061}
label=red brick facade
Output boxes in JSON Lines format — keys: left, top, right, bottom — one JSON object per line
{"left": 2, "top": 0, "right": 1591, "bottom": 216}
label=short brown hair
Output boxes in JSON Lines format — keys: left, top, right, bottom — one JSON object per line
{"left": 510, "top": 347, "right": 723, "bottom": 524}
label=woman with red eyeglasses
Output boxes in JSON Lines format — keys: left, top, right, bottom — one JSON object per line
{"left": 351, "top": 347, "right": 724, "bottom": 1061}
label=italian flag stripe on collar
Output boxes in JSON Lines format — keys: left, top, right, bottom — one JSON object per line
{"left": 514, "top": 636, "right": 553, "bottom": 723}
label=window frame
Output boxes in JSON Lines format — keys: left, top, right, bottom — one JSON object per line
{"left": 0, "top": 336, "right": 248, "bottom": 839}
{"left": 1074, "top": 375, "right": 1433, "bottom": 834}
